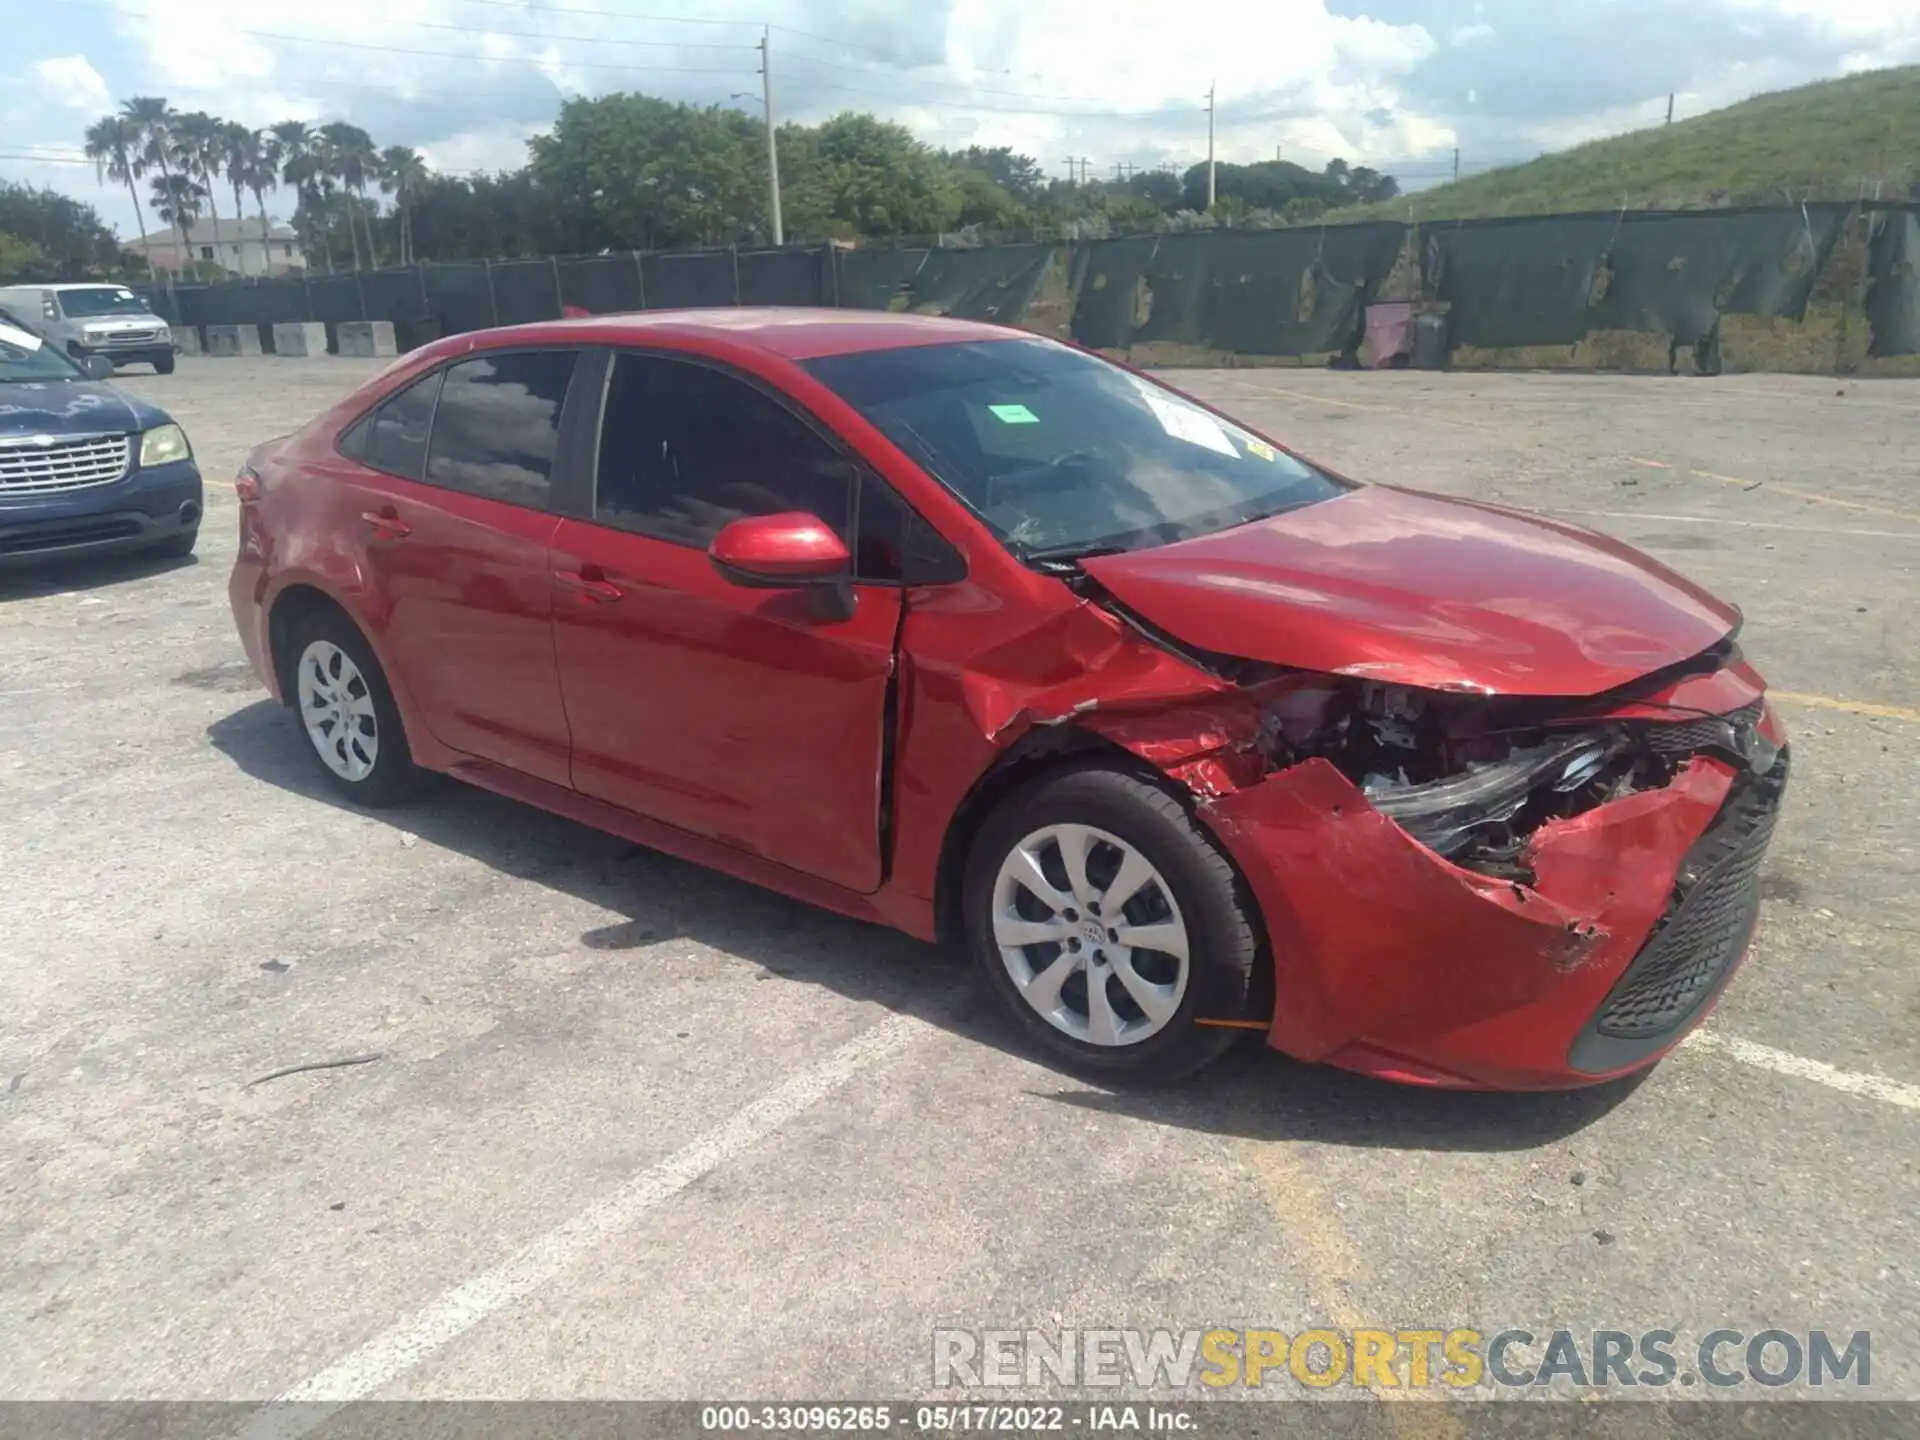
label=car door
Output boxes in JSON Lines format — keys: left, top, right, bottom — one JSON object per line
{"left": 342, "top": 349, "right": 582, "bottom": 787}
{"left": 549, "top": 350, "right": 908, "bottom": 894}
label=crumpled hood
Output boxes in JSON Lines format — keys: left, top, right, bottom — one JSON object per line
{"left": 1081, "top": 485, "right": 1739, "bottom": 696}
{"left": 0, "top": 379, "right": 161, "bottom": 437}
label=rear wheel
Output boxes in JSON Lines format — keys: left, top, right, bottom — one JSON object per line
{"left": 963, "top": 764, "right": 1262, "bottom": 1081}
{"left": 285, "top": 609, "right": 425, "bottom": 807}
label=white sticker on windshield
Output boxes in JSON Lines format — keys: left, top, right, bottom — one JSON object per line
{"left": 0, "top": 322, "right": 45, "bottom": 352}
{"left": 1134, "top": 383, "right": 1238, "bottom": 458}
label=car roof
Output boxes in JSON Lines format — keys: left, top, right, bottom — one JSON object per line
{"left": 487, "top": 307, "right": 1032, "bottom": 361}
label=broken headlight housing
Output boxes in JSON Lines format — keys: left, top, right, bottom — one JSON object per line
{"left": 1256, "top": 680, "right": 1697, "bottom": 880}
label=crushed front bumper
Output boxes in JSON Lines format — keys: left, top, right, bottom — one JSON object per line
{"left": 1205, "top": 720, "right": 1790, "bottom": 1091}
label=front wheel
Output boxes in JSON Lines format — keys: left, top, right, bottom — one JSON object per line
{"left": 286, "top": 609, "right": 425, "bottom": 807}
{"left": 153, "top": 352, "right": 176, "bottom": 375}
{"left": 962, "top": 764, "right": 1263, "bottom": 1082}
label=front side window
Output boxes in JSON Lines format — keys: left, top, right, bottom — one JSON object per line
{"left": 363, "top": 370, "right": 444, "bottom": 481}
{"left": 0, "top": 320, "right": 83, "bottom": 383}
{"left": 592, "top": 354, "right": 852, "bottom": 547}
{"left": 423, "top": 351, "right": 578, "bottom": 508}
{"left": 804, "top": 337, "right": 1346, "bottom": 561}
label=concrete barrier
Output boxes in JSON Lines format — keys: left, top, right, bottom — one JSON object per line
{"left": 204, "top": 325, "right": 263, "bottom": 358}
{"left": 171, "top": 326, "right": 201, "bottom": 356}
{"left": 337, "top": 321, "right": 398, "bottom": 358}
{"left": 271, "top": 322, "right": 328, "bottom": 357}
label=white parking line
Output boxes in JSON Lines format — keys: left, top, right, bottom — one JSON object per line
{"left": 1685, "top": 1029, "right": 1920, "bottom": 1112}
{"left": 238, "top": 1012, "right": 932, "bottom": 1439}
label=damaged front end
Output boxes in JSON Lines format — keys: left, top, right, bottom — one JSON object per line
{"left": 1255, "top": 673, "right": 1782, "bottom": 883}
{"left": 1079, "top": 642, "right": 1789, "bottom": 1089}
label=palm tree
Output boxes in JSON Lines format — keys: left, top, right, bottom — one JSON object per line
{"left": 271, "top": 121, "right": 330, "bottom": 274}
{"left": 149, "top": 173, "right": 208, "bottom": 270}
{"left": 379, "top": 145, "right": 428, "bottom": 266}
{"left": 84, "top": 114, "right": 155, "bottom": 281}
{"left": 121, "top": 96, "right": 181, "bottom": 255}
{"left": 217, "top": 122, "right": 271, "bottom": 274}
{"left": 170, "top": 111, "right": 226, "bottom": 266}
{"left": 318, "top": 121, "right": 379, "bottom": 270}
{"left": 246, "top": 128, "right": 284, "bottom": 276}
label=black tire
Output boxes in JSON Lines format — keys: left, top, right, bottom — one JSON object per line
{"left": 962, "top": 763, "right": 1263, "bottom": 1083}
{"left": 153, "top": 352, "right": 176, "bottom": 375}
{"left": 150, "top": 526, "right": 197, "bottom": 560}
{"left": 282, "top": 606, "right": 426, "bottom": 808}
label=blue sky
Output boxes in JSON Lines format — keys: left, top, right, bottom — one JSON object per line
{"left": 6, "top": 0, "right": 1918, "bottom": 242}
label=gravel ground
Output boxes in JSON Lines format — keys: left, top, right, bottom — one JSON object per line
{"left": 2, "top": 357, "right": 1915, "bottom": 1412}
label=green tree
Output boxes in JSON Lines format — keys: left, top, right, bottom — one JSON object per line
{"left": 529, "top": 94, "right": 764, "bottom": 250}
{"left": 170, "top": 111, "right": 228, "bottom": 250}
{"left": 148, "top": 172, "right": 206, "bottom": 242}
{"left": 0, "top": 182, "right": 129, "bottom": 277}
{"left": 947, "top": 146, "right": 1048, "bottom": 204}
{"left": 0, "top": 229, "right": 49, "bottom": 284}
{"left": 270, "top": 121, "right": 330, "bottom": 272}
{"left": 318, "top": 121, "right": 380, "bottom": 269}
{"left": 221, "top": 125, "right": 282, "bottom": 274}
{"left": 84, "top": 114, "right": 155, "bottom": 280}
{"left": 121, "top": 96, "right": 181, "bottom": 253}
{"left": 787, "top": 113, "right": 962, "bottom": 238}
{"left": 379, "top": 146, "right": 429, "bottom": 265}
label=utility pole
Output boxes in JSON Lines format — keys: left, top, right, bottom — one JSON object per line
{"left": 1666, "top": 93, "right": 1675, "bottom": 125}
{"left": 1205, "top": 81, "right": 1217, "bottom": 208}
{"left": 1452, "top": 147, "right": 1460, "bottom": 182}
{"left": 758, "top": 27, "right": 784, "bottom": 246}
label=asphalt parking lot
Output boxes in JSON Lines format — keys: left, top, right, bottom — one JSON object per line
{"left": 2, "top": 356, "right": 1915, "bottom": 1411}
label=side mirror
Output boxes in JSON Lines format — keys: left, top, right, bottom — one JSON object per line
{"left": 709, "top": 512, "right": 850, "bottom": 588}
{"left": 81, "top": 354, "right": 116, "bottom": 380}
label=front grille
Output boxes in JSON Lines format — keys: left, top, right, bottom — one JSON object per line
{"left": 96, "top": 329, "right": 164, "bottom": 347}
{"left": 1644, "top": 698, "right": 1764, "bottom": 755}
{"left": 1593, "top": 750, "right": 1789, "bottom": 1038}
{"left": 0, "top": 435, "right": 133, "bottom": 496}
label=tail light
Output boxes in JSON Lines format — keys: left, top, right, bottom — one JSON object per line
{"left": 235, "top": 465, "right": 267, "bottom": 558}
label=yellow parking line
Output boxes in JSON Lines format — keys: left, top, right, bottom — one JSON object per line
{"left": 1772, "top": 692, "right": 1920, "bottom": 724}
{"left": 1686, "top": 467, "right": 1920, "bottom": 524}
{"left": 1240, "top": 1140, "right": 1468, "bottom": 1430}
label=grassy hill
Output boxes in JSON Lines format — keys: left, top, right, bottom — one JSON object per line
{"left": 1353, "top": 65, "right": 1919, "bottom": 220}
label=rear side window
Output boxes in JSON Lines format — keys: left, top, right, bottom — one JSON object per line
{"left": 364, "top": 371, "right": 443, "bottom": 481}
{"left": 424, "top": 351, "right": 578, "bottom": 509}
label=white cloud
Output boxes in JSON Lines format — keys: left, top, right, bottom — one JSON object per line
{"left": 33, "top": 55, "right": 113, "bottom": 114}
{"left": 10, "top": 0, "right": 1920, "bottom": 239}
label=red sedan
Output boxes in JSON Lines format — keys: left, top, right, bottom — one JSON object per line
{"left": 227, "top": 310, "right": 1787, "bottom": 1090}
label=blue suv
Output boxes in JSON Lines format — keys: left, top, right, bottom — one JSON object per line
{"left": 0, "top": 314, "right": 203, "bottom": 566}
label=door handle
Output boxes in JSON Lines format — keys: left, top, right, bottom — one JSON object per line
{"left": 360, "top": 508, "right": 410, "bottom": 540}
{"left": 554, "top": 569, "right": 623, "bottom": 603}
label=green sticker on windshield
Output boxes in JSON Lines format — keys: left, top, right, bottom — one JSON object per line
{"left": 987, "top": 403, "right": 1040, "bottom": 425}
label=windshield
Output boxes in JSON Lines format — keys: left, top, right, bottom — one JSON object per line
{"left": 55, "top": 288, "right": 156, "bottom": 319}
{"left": 0, "top": 322, "right": 84, "bottom": 383}
{"left": 805, "top": 338, "right": 1346, "bottom": 560}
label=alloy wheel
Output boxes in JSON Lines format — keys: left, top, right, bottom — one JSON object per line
{"left": 990, "top": 822, "right": 1191, "bottom": 1047}
{"left": 296, "top": 639, "right": 379, "bottom": 782}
